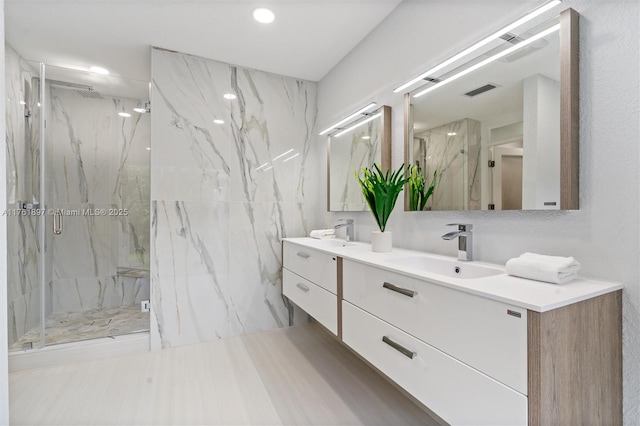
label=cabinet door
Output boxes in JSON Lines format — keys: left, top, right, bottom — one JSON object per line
{"left": 342, "top": 301, "right": 527, "bottom": 426}
{"left": 283, "top": 269, "right": 337, "bottom": 335}
{"left": 283, "top": 243, "right": 337, "bottom": 294}
{"left": 343, "top": 259, "right": 528, "bottom": 395}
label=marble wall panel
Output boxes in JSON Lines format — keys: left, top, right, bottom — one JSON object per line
{"left": 151, "top": 200, "right": 231, "bottom": 348}
{"left": 151, "top": 48, "right": 317, "bottom": 349}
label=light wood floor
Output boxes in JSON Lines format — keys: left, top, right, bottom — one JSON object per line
{"left": 9, "top": 322, "right": 439, "bottom": 425}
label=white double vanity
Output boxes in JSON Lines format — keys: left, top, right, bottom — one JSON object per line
{"left": 282, "top": 237, "right": 622, "bottom": 426}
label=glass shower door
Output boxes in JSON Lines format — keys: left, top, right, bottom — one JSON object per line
{"left": 41, "top": 64, "right": 151, "bottom": 346}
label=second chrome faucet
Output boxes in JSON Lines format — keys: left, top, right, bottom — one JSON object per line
{"left": 441, "top": 223, "right": 473, "bottom": 261}
{"left": 334, "top": 219, "right": 354, "bottom": 242}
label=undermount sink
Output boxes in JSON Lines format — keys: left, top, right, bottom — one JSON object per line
{"left": 386, "top": 255, "right": 503, "bottom": 279}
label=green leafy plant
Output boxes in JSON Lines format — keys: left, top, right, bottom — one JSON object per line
{"left": 408, "top": 165, "right": 437, "bottom": 211}
{"left": 355, "top": 163, "right": 409, "bottom": 232}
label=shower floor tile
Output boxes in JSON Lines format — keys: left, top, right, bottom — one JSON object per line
{"left": 10, "top": 305, "right": 149, "bottom": 350}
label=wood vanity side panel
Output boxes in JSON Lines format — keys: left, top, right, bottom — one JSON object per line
{"left": 560, "top": 8, "right": 580, "bottom": 209}
{"left": 527, "top": 290, "right": 622, "bottom": 425}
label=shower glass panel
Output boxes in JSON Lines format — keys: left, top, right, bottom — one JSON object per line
{"left": 6, "top": 56, "right": 44, "bottom": 350}
{"left": 7, "top": 60, "right": 151, "bottom": 351}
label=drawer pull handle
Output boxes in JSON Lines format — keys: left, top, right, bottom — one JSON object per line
{"left": 296, "top": 283, "right": 310, "bottom": 292}
{"left": 382, "top": 336, "right": 416, "bottom": 359}
{"left": 296, "top": 251, "right": 310, "bottom": 259}
{"left": 383, "top": 282, "right": 417, "bottom": 298}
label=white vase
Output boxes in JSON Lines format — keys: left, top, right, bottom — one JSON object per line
{"left": 371, "top": 231, "right": 392, "bottom": 253}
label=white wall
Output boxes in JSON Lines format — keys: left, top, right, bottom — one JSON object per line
{"left": 0, "top": 0, "right": 9, "bottom": 421}
{"left": 317, "top": 1, "right": 640, "bottom": 423}
{"left": 522, "top": 74, "right": 561, "bottom": 209}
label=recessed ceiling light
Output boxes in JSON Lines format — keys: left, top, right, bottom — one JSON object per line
{"left": 133, "top": 107, "right": 147, "bottom": 113}
{"left": 214, "top": 119, "right": 225, "bottom": 124}
{"left": 89, "top": 66, "right": 109, "bottom": 75}
{"left": 118, "top": 112, "right": 131, "bottom": 118}
{"left": 146, "top": 147, "right": 151, "bottom": 151}
{"left": 223, "top": 93, "right": 237, "bottom": 100}
{"left": 362, "top": 136, "right": 371, "bottom": 140}
{"left": 252, "top": 7, "right": 275, "bottom": 24}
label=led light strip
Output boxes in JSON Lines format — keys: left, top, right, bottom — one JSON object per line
{"left": 393, "top": 0, "right": 561, "bottom": 93}
{"left": 413, "top": 23, "right": 560, "bottom": 98}
{"left": 334, "top": 112, "right": 382, "bottom": 137}
{"left": 319, "top": 102, "right": 377, "bottom": 135}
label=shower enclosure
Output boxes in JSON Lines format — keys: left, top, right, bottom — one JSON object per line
{"left": 6, "top": 47, "right": 151, "bottom": 351}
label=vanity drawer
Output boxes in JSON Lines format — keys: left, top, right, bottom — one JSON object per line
{"left": 283, "top": 269, "right": 337, "bottom": 335}
{"left": 342, "top": 259, "right": 528, "bottom": 395}
{"left": 342, "top": 301, "right": 527, "bottom": 426}
{"left": 283, "top": 242, "right": 337, "bottom": 294}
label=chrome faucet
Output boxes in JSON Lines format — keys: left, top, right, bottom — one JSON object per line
{"left": 441, "top": 223, "right": 473, "bottom": 261}
{"left": 334, "top": 219, "right": 354, "bottom": 242}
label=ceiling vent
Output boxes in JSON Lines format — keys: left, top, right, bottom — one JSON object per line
{"left": 464, "top": 83, "right": 499, "bottom": 97}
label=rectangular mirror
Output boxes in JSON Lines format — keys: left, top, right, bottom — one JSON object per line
{"left": 404, "top": 8, "right": 578, "bottom": 211}
{"left": 328, "top": 105, "right": 391, "bottom": 211}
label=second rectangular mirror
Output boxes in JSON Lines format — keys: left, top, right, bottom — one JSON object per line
{"left": 328, "top": 105, "right": 391, "bottom": 211}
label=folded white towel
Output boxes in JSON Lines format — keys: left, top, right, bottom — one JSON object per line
{"left": 506, "top": 252, "right": 580, "bottom": 284}
{"left": 309, "top": 229, "right": 336, "bottom": 239}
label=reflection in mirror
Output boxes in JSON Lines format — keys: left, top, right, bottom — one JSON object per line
{"left": 328, "top": 105, "right": 391, "bottom": 211}
{"left": 404, "top": 8, "right": 578, "bottom": 211}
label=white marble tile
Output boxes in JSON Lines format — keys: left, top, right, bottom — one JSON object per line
{"left": 150, "top": 200, "right": 231, "bottom": 349}
{"left": 150, "top": 48, "right": 318, "bottom": 348}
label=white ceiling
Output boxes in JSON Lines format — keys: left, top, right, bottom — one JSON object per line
{"left": 5, "top": 0, "right": 402, "bottom": 85}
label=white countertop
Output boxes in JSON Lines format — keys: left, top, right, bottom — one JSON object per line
{"left": 282, "top": 237, "right": 623, "bottom": 313}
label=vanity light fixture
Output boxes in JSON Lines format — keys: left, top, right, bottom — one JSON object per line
{"left": 223, "top": 93, "right": 237, "bottom": 100}
{"left": 362, "top": 136, "right": 371, "bottom": 140}
{"left": 118, "top": 112, "right": 131, "bottom": 118}
{"left": 89, "top": 66, "right": 109, "bottom": 75}
{"left": 413, "top": 23, "right": 560, "bottom": 98}
{"left": 319, "top": 102, "right": 377, "bottom": 135}
{"left": 272, "top": 149, "right": 294, "bottom": 161}
{"left": 252, "top": 7, "right": 275, "bottom": 24}
{"left": 393, "top": 0, "right": 561, "bottom": 93}
{"left": 447, "top": 132, "right": 457, "bottom": 136}
{"left": 283, "top": 153, "right": 299, "bottom": 162}
{"left": 334, "top": 112, "right": 382, "bottom": 137}
{"left": 213, "top": 119, "right": 225, "bottom": 124}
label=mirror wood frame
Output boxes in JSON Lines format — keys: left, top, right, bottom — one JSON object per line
{"left": 327, "top": 105, "right": 392, "bottom": 212}
{"left": 404, "top": 8, "right": 579, "bottom": 211}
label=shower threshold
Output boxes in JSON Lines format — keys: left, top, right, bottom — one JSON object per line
{"left": 10, "top": 305, "right": 149, "bottom": 351}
